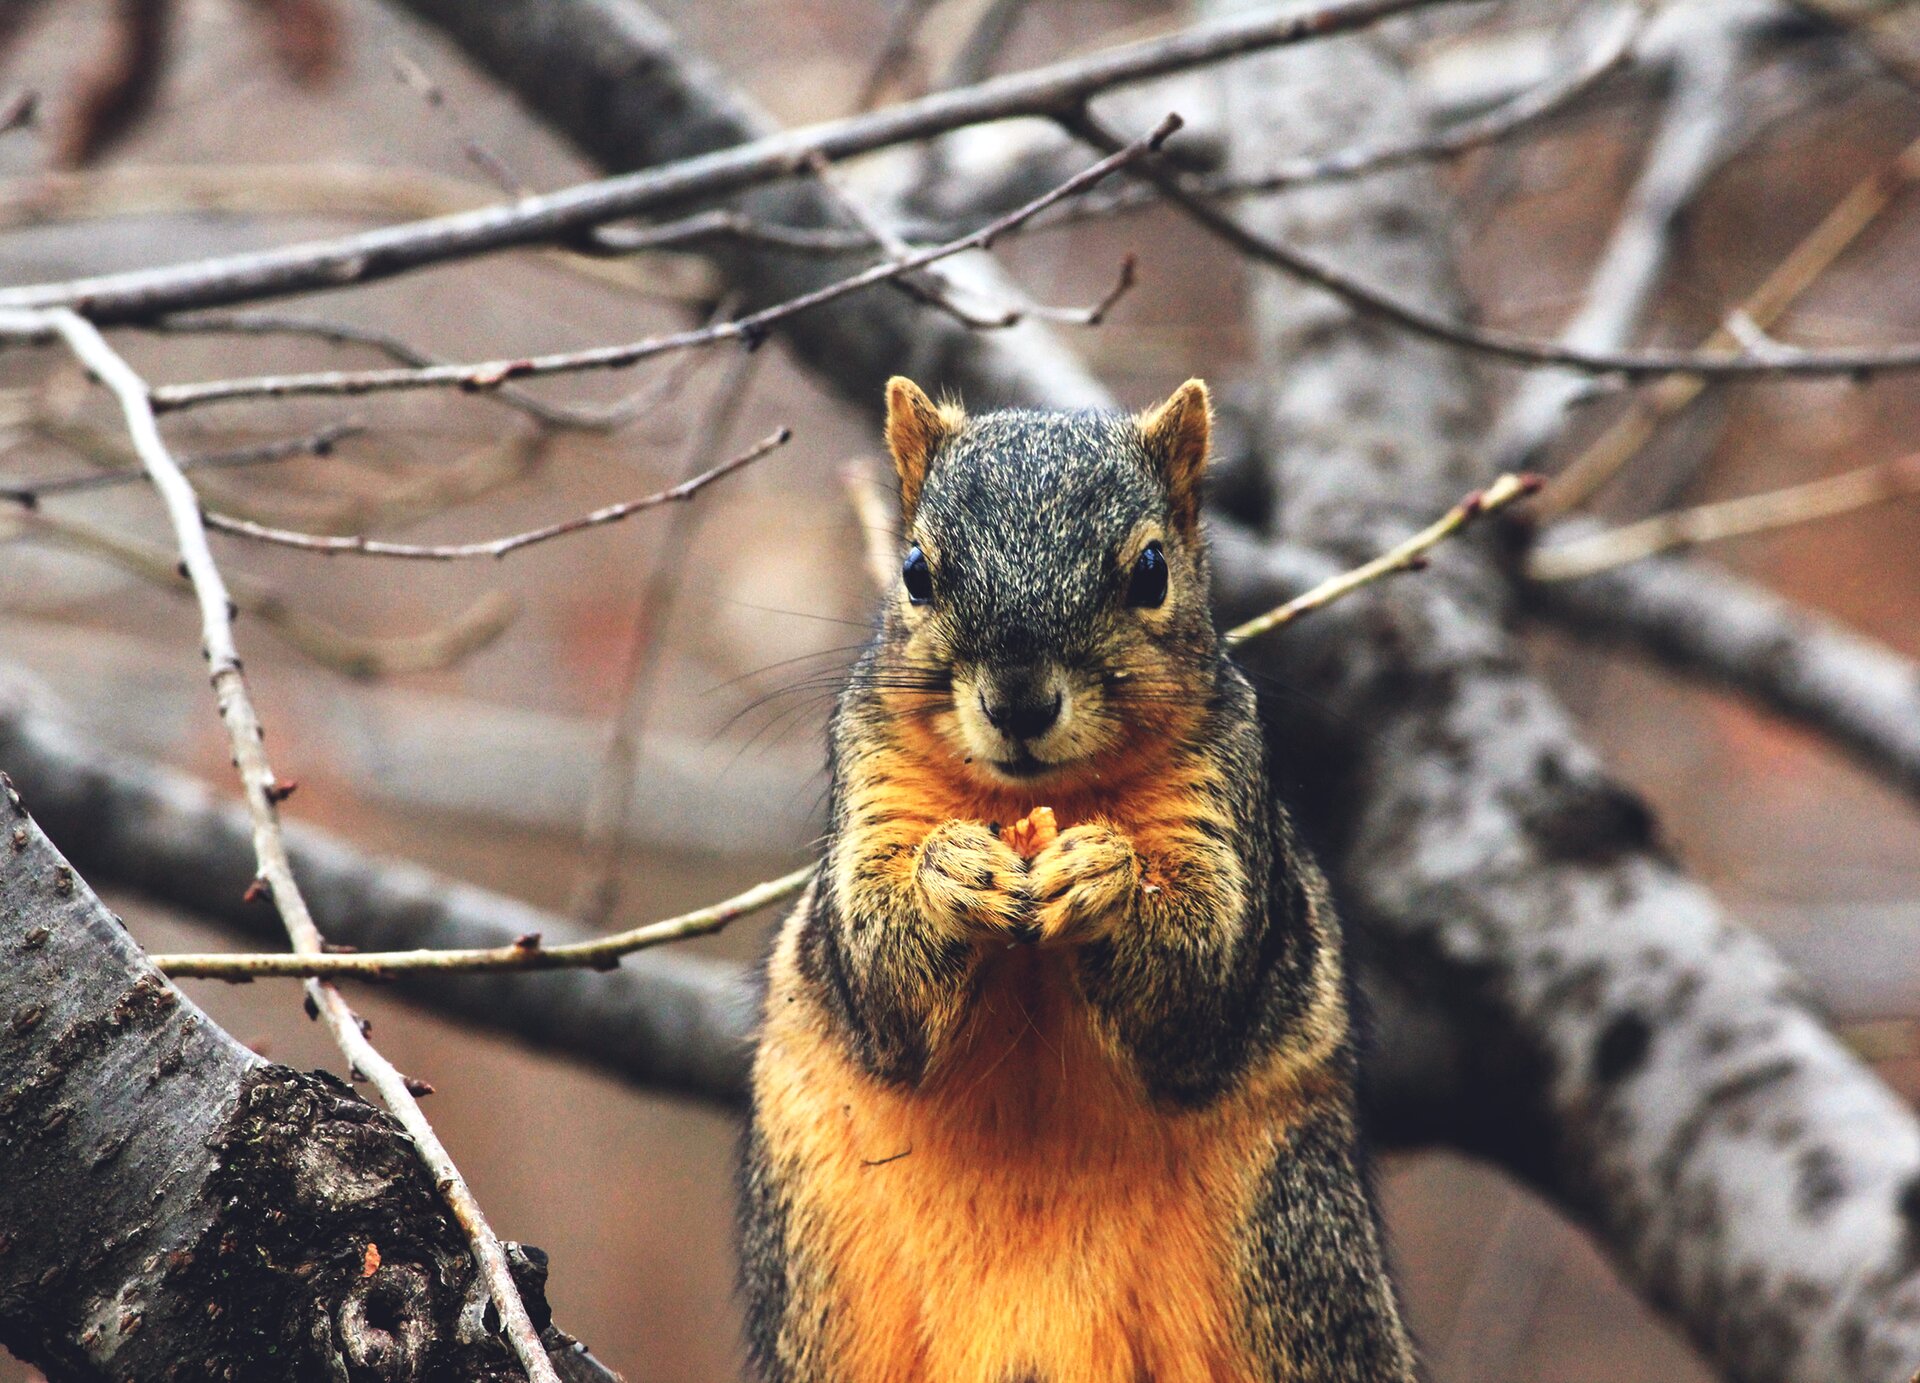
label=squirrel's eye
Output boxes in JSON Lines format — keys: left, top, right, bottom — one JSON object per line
{"left": 902, "top": 546, "right": 933, "bottom": 605}
{"left": 1126, "top": 542, "right": 1168, "bottom": 609}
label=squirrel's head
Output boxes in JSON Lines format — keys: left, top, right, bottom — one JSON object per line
{"left": 874, "top": 376, "right": 1219, "bottom": 790}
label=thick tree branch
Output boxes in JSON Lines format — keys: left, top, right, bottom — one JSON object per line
{"left": 1522, "top": 548, "right": 1920, "bottom": 805}
{"left": 0, "top": 306, "right": 565, "bottom": 1383}
{"left": 0, "top": 0, "right": 1449, "bottom": 325}
{"left": 0, "top": 772, "right": 618, "bottom": 1381}
{"left": 0, "top": 691, "right": 764, "bottom": 1104}
{"left": 1207, "top": 6, "right": 1920, "bottom": 1381}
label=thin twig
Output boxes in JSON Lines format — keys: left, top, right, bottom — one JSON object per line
{"left": 147, "top": 312, "right": 671, "bottom": 432}
{"left": 568, "top": 341, "right": 761, "bottom": 925}
{"left": 0, "top": 0, "right": 1452, "bottom": 323}
{"left": 1527, "top": 453, "right": 1920, "bottom": 580}
{"left": 803, "top": 150, "right": 1019, "bottom": 329}
{"left": 857, "top": 0, "right": 942, "bottom": 111}
{"left": 1, "top": 420, "right": 358, "bottom": 504}
{"left": 1224, "top": 473, "right": 1543, "bottom": 644}
{"left": 0, "top": 504, "right": 516, "bottom": 677}
{"left": 202, "top": 428, "right": 546, "bottom": 539}
{"left": 1138, "top": 0, "right": 1646, "bottom": 206}
{"left": 389, "top": 49, "right": 528, "bottom": 197}
{"left": 1538, "top": 127, "right": 1920, "bottom": 518}
{"left": 201, "top": 428, "right": 790, "bottom": 559}
{"left": 0, "top": 305, "right": 562, "bottom": 1383}
{"left": 0, "top": 162, "right": 711, "bottom": 306}
{"left": 1485, "top": 1, "right": 1749, "bottom": 474}
{"left": 803, "top": 149, "right": 1137, "bottom": 329}
{"left": 152, "top": 864, "right": 815, "bottom": 978}
{"left": 142, "top": 118, "right": 1178, "bottom": 411}
{"left": 1065, "top": 107, "right": 1920, "bottom": 380}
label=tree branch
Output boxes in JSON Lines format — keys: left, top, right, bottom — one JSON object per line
{"left": 0, "top": 306, "right": 565, "bottom": 1383}
{"left": 1522, "top": 546, "right": 1920, "bottom": 805}
{"left": 137, "top": 120, "right": 1171, "bottom": 411}
{"left": 0, "top": 691, "right": 763, "bottom": 1104}
{"left": 0, "top": 771, "right": 618, "bottom": 1381}
{"left": 201, "top": 427, "right": 791, "bottom": 560}
{"left": 0, "top": 0, "right": 1451, "bottom": 324}
{"left": 1203, "top": 5, "right": 1920, "bottom": 1379}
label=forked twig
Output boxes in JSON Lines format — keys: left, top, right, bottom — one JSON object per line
{"left": 142, "top": 117, "right": 1179, "bottom": 411}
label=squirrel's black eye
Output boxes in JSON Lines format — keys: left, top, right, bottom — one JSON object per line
{"left": 1126, "top": 541, "right": 1168, "bottom": 609}
{"left": 902, "top": 546, "right": 933, "bottom": 605}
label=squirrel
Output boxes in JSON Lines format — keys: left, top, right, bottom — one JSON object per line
{"left": 738, "top": 377, "right": 1417, "bottom": 1383}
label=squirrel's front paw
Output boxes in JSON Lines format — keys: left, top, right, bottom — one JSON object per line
{"left": 912, "top": 820, "right": 1035, "bottom": 942}
{"left": 1029, "top": 823, "right": 1142, "bottom": 946}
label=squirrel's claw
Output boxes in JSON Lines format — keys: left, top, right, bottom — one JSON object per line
{"left": 911, "top": 818, "right": 1035, "bottom": 942}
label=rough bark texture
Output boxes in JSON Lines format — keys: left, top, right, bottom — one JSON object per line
{"left": 0, "top": 770, "right": 613, "bottom": 1382}
{"left": 1204, "top": 7, "right": 1920, "bottom": 1382}
{"left": 11, "top": 1, "right": 1919, "bottom": 1378}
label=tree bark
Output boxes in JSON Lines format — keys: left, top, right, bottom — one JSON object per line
{"left": 1523, "top": 547, "right": 1920, "bottom": 805}
{"left": 1203, "top": 6, "right": 1920, "bottom": 1381}
{"left": 0, "top": 770, "right": 617, "bottom": 1382}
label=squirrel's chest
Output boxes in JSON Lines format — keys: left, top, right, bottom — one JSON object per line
{"left": 755, "top": 949, "right": 1271, "bottom": 1383}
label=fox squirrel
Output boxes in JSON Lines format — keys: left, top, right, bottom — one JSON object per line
{"left": 738, "top": 378, "right": 1417, "bottom": 1383}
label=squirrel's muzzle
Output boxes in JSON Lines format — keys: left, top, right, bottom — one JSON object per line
{"left": 980, "top": 684, "right": 1062, "bottom": 743}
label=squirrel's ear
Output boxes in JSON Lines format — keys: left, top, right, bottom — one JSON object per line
{"left": 885, "top": 376, "right": 964, "bottom": 518}
{"left": 1138, "top": 379, "right": 1211, "bottom": 537}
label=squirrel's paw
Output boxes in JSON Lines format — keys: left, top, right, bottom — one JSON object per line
{"left": 1029, "top": 823, "right": 1141, "bottom": 946}
{"left": 912, "top": 819, "right": 1035, "bottom": 942}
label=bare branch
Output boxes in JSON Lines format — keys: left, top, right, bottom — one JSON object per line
{"left": 857, "top": 0, "right": 941, "bottom": 110}
{"left": 201, "top": 427, "right": 791, "bottom": 560}
{"left": 1539, "top": 126, "right": 1920, "bottom": 518}
{"left": 1485, "top": 1, "right": 1757, "bottom": 474}
{"left": 152, "top": 866, "right": 813, "bottom": 979}
{"left": 1225, "top": 472, "right": 1542, "bottom": 643}
{"left": 0, "top": 0, "right": 1449, "bottom": 324}
{"left": 1069, "top": 105, "right": 1920, "bottom": 380}
{"left": 568, "top": 340, "right": 760, "bottom": 925}
{"left": 1, "top": 419, "right": 359, "bottom": 503}
{"left": 0, "top": 692, "right": 761, "bottom": 1104}
{"left": 1528, "top": 452, "right": 1920, "bottom": 579}
{"left": 139, "top": 121, "right": 1174, "bottom": 411}
{"left": 1523, "top": 549, "right": 1920, "bottom": 803}
{"left": 147, "top": 311, "right": 665, "bottom": 432}
{"left": 0, "top": 306, "right": 565, "bottom": 1383}
{"left": 1, "top": 502, "right": 518, "bottom": 677}
{"left": 1088, "top": 0, "right": 1647, "bottom": 212}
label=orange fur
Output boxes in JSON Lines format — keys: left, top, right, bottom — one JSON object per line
{"left": 756, "top": 923, "right": 1329, "bottom": 1383}
{"left": 757, "top": 723, "right": 1344, "bottom": 1381}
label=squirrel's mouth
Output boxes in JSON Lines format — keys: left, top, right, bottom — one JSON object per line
{"left": 988, "top": 751, "right": 1054, "bottom": 779}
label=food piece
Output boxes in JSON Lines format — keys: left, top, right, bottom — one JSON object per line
{"left": 1001, "top": 805, "right": 1058, "bottom": 858}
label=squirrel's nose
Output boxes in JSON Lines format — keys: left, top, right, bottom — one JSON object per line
{"left": 982, "top": 688, "right": 1062, "bottom": 742}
